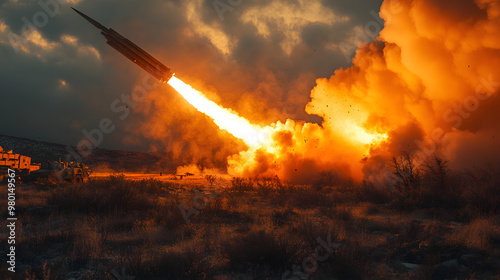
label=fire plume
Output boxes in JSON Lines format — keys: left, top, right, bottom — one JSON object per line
{"left": 167, "top": 76, "right": 273, "bottom": 148}
{"left": 167, "top": 75, "right": 387, "bottom": 182}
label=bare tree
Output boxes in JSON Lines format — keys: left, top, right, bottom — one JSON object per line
{"left": 391, "top": 152, "right": 421, "bottom": 195}
{"left": 424, "top": 155, "right": 449, "bottom": 194}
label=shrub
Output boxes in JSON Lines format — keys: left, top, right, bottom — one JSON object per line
{"left": 448, "top": 217, "right": 500, "bottom": 251}
{"left": 47, "top": 175, "right": 164, "bottom": 215}
{"left": 289, "top": 185, "right": 334, "bottom": 208}
{"left": 354, "top": 180, "right": 391, "bottom": 204}
{"left": 205, "top": 175, "right": 217, "bottom": 186}
{"left": 324, "top": 241, "right": 372, "bottom": 280}
{"left": 147, "top": 246, "right": 212, "bottom": 279}
{"left": 255, "top": 175, "right": 283, "bottom": 195}
{"left": 71, "top": 218, "right": 106, "bottom": 264}
{"left": 228, "top": 177, "right": 254, "bottom": 193}
{"left": 462, "top": 169, "right": 500, "bottom": 214}
{"left": 222, "top": 229, "right": 299, "bottom": 270}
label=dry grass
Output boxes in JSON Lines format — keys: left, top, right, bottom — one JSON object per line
{"left": 46, "top": 175, "right": 177, "bottom": 214}
{"left": 2, "top": 171, "right": 499, "bottom": 280}
{"left": 448, "top": 217, "right": 500, "bottom": 251}
{"left": 221, "top": 227, "right": 300, "bottom": 271}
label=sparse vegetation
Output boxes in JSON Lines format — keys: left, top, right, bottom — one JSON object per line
{"left": 1, "top": 164, "right": 499, "bottom": 280}
{"left": 47, "top": 175, "right": 169, "bottom": 214}
{"left": 204, "top": 175, "right": 217, "bottom": 186}
{"left": 391, "top": 152, "right": 422, "bottom": 196}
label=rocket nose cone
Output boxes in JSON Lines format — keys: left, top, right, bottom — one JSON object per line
{"left": 71, "top": 7, "right": 109, "bottom": 32}
{"left": 71, "top": 7, "right": 86, "bottom": 18}
{"left": 72, "top": 7, "right": 89, "bottom": 19}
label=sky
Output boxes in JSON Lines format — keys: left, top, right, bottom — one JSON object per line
{"left": 0, "top": 0, "right": 383, "bottom": 153}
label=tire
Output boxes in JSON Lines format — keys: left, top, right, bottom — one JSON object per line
{"left": 74, "top": 175, "right": 83, "bottom": 183}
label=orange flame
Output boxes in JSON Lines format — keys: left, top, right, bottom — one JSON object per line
{"left": 167, "top": 75, "right": 386, "bottom": 159}
{"left": 167, "top": 76, "right": 273, "bottom": 148}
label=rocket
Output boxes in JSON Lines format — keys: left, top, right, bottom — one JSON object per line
{"left": 72, "top": 8, "right": 173, "bottom": 83}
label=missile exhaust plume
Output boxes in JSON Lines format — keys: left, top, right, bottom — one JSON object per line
{"left": 167, "top": 76, "right": 272, "bottom": 148}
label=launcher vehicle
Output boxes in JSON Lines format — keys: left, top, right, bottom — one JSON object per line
{"left": 0, "top": 146, "right": 40, "bottom": 181}
{"left": 29, "top": 161, "right": 91, "bottom": 183}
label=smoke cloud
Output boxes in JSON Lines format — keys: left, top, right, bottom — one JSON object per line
{"left": 215, "top": 0, "right": 500, "bottom": 183}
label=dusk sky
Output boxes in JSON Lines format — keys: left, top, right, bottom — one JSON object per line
{"left": 0, "top": 0, "right": 383, "bottom": 152}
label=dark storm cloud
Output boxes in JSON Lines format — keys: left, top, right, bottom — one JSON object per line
{"left": 0, "top": 0, "right": 385, "bottom": 155}
{"left": 321, "top": 0, "right": 384, "bottom": 24}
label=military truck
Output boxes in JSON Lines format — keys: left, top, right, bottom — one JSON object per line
{"left": 0, "top": 146, "right": 40, "bottom": 181}
{"left": 29, "top": 161, "right": 91, "bottom": 183}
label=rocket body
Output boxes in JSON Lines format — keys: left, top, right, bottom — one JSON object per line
{"left": 72, "top": 8, "right": 173, "bottom": 83}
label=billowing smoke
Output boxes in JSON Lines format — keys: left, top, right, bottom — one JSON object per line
{"left": 358, "top": 0, "right": 500, "bottom": 181}
{"left": 133, "top": 0, "right": 500, "bottom": 183}
{"left": 229, "top": 0, "right": 500, "bottom": 183}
